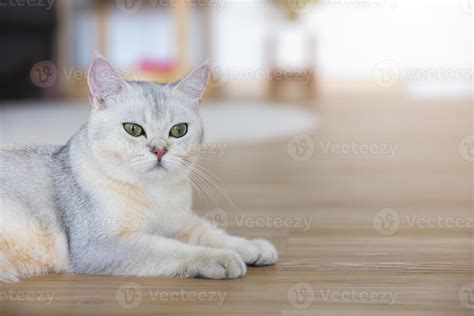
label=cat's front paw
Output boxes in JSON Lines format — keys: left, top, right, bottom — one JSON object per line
{"left": 188, "top": 249, "right": 246, "bottom": 279}
{"left": 233, "top": 239, "right": 278, "bottom": 266}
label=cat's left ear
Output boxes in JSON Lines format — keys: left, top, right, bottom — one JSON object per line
{"left": 87, "top": 55, "right": 125, "bottom": 110}
{"left": 174, "top": 64, "right": 210, "bottom": 103}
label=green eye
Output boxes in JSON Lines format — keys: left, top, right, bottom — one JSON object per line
{"left": 169, "top": 123, "right": 188, "bottom": 138}
{"left": 123, "top": 123, "right": 145, "bottom": 137}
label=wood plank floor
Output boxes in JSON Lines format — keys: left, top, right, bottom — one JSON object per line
{"left": 1, "top": 97, "right": 472, "bottom": 315}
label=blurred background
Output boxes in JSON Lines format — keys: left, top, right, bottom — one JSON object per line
{"left": 0, "top": 1, "right": 473, "bottom": 314}
{"left": 0, "top": 0, "right": 471, "bottom": 146}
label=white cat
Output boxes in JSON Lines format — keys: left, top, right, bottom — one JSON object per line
{"left": 0, "top": 57, "right": 277, "bottom": 282}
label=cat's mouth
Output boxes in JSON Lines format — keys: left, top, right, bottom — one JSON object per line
{"left": 151, "top": 160, "right": 168, "bottom": 172}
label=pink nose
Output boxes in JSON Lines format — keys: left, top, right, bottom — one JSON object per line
{"left": 152, "top": 147, "right": 168, "bottom": 161}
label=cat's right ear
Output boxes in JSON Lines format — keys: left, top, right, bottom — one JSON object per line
{"left": 87, "top": 56, "right": 125, "bottom": 110}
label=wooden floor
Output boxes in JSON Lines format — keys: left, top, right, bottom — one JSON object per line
{"left": 1, "top": 97, "right": 472, "bottom": 315}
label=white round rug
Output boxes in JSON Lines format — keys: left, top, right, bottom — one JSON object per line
{"left": 201, "top": 101, "right": 318, "bottom": 144}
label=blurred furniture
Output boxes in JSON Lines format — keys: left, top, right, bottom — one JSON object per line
{"left": 57, "top": 0, "right": 212, "bottom": 99}
{"left": 268, "top": 68, "right": 316, "bottom": 100}
{"left": 0, "top": 4, "right": 57, "bottom": 100}
{"left": 266, "top": 32, "right": 317, "bottom": 101}
{"left": 265, "top": 1, "right": 318, "bottom": 102}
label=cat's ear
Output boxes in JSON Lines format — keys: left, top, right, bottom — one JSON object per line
{"left": 87, "top": 55, "right": 125, "bottom": 110}
{"left": 174, "top": 63, "right": 210, "bottom": 102}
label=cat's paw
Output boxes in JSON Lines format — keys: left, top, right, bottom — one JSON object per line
{"left": 188, "top": 249, "right": 246, "bottom": 279}
{"left": 233, "top": 239, "right": 278, "bottom": 266}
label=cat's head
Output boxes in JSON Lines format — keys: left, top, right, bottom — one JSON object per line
{"left": 85, "top": 56, "right": 209, "bottom": 182}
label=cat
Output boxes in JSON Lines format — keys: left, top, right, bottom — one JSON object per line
{"left": 0, "top": 56, "right": 277, "bottom": 282}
